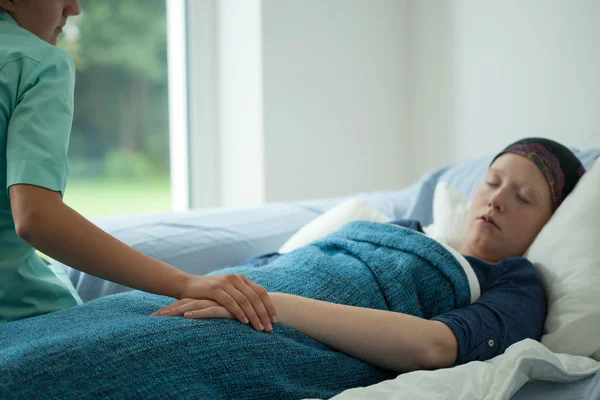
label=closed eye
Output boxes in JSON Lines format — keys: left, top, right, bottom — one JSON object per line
{"left": 518, "top": 195, "right": 530, "bottom": 204}
{"left": 486, "top": 181, "right": 500, "bottom": 188}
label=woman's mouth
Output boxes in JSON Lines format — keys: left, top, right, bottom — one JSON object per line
{"left": 478, "top": 216, "right": 500, "bottom": 230}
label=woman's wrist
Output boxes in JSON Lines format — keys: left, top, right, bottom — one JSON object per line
{"left": 269, "top": 292, "right": 287, "bottom": 323}
{"left": 172, "top": 269, "right": 193, "bottom": 300}
{"left": 269, "top": 292, "right": 301, "bottom": 326}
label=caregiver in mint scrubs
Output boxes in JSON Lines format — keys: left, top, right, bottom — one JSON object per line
{"left": 0, "top": 0, "right": 276, "bottom": 332}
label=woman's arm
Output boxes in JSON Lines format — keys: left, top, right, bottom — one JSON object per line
{"left": 160, "top": 292, "right": 459, "bottom": 373}
{"left": 10, "top": 184, "right": 276, "bottom": 331}
{"left": 13, "top": 186, "right": 188, "bottom": 299}
{"left": 271, "top": 293, "right": 458, "bottom": 373}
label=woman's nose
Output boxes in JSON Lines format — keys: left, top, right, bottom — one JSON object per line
{"left": 68, "top": 0, "right": 82, "bottom": 17}
{"left": 488, "top": 189, "right": 507, "bottom": 212}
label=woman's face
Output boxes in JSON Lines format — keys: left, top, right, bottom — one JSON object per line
{"left": 460, "top": 153, "right": 553, "bottom": 263}
{"left": 2, "top": 0, "right": 80, "bottom": 45}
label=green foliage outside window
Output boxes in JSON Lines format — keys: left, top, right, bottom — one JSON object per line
{"left": 58, "top": 0, "right": 172, "bottom": 218}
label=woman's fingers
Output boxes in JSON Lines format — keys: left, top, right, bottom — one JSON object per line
{"left": 151, "top": 299, "right": 263, "bottom": 330}
{"left": 150, "top": 298, "right": 196, "bottom": 316}
{"left": 242, "top": 276, "right": 277, "bottom": 323}
{"left": 153, "top": 299, "right": 214, "bottom": 316}
{"left": 228, "top": 275, "right": 274, "bottom": 330}
{"left": 153, "top": 274, "right": 275, "bottom": 333}
{"left": 183, "top": 306, "right": 236, "bottom": 320}
{"left": 212, "top": 285, "right": 272, "bottom": 333}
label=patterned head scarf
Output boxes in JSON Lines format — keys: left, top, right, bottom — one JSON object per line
{"left": 491, "top": 137, "right": 586, "bottom": 211}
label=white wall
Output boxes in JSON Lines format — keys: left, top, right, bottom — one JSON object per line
{"left": 408, "top": 0, "right": 457, "bottom": 184}
{"left": 186, "top": 0, "right": 600, "bottom": 208}
{"left": 409, "top": 0, "right": 600, "bottom": 183}
{"left": 198, "top": 0, "right": 409, "bottom": 208}
{"left": 261, "top": 0, "right": 411, "bottom": 203}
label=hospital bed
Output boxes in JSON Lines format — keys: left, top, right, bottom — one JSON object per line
{"left": 51, "top": 147, "right": 600, "bottom": 399}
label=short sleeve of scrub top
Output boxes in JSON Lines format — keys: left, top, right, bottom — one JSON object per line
{"left": 5, "top": 45, "right": 73, "bottom": 198}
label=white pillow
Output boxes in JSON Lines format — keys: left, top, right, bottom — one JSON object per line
{"left": 278, "top": 197, "right": 392, "bottom": 254}
{"left": 422, "top": 182, "right": 471, "bottom": 251}
{"left": 524, "top": 159, "right": 600, "bottom": 360}
{"left": 429, "top": 162, "right": 600, "bottom": 360}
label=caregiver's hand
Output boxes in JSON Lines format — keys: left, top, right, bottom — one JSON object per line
{"left": 152, "top": 298, "right": 274, "bottom": 330}
{"left": 150, "top": 274, "right": 276, "bottom": 333}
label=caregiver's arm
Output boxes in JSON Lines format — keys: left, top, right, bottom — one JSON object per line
{"left": 9, "top": 184, "right": 276, "bottom": 331}
{"left": 271, "top": 293, "right": 458, "bottom": 373}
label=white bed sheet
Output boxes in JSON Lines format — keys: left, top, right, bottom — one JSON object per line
{"left": 307, "top": 339, "right": 600, "bottom": 400}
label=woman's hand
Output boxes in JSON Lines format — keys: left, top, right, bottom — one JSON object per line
{"left": 151, "top": 298, "right": 274, "bottom": 333}
{"left": 150, "top": 274, "right": 276, "bottom": 333}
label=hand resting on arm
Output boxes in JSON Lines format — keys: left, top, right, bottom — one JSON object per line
{"left": 153, "top": 293, "right": 458, "bottom": 373}
{"left": 9, "top": 184, "right": 276, "bottom": 332}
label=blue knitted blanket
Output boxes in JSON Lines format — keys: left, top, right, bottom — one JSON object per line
{"left": 0, "top": 222, "right": 471, "bottom": 400}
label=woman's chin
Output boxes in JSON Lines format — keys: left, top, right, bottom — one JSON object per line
{"left": 462, "top": 237, "right": 503, "bottom": 263}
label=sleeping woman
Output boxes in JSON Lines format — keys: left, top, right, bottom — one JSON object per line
{"left": 0, "top": 138, "right": 586, "bottom": 400}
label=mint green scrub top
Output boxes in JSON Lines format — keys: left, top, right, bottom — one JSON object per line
{"left": 1, "top": 11, "right": 82, "bottom": 323}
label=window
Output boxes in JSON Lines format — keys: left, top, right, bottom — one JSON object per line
{"left": 58, "top": 0, "right": 172, "bottom": 219}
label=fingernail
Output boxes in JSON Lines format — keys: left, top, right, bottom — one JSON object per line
{"left": 266, "top": 323, "right": 273, "bottom": 332}
{"left": 272, "top": 315, "right": 278, "bottom": 323}
{"left": 184, "top": 312, "right": 191, "bottom": 318}
{"left": 258, "top": 323, "right": 265, "bottom": 331}
{"left": 243, "top": 317, "right": 249, "bottom": 324}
